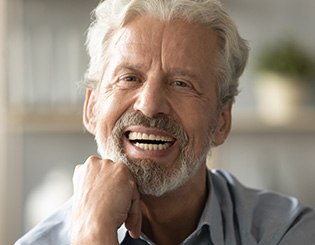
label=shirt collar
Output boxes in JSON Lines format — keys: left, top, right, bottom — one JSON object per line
{"left": 118, "top": 171, "right": 225, "bottom": 245}
{"left": 195, "top": 170, "right": 224, "bottom": 245}
{"left": 118, "top": 225, "right": 128, "bottom": 243}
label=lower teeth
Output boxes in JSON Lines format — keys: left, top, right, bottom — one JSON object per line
{"left": 134, "top": 142, "right": 171, "bottom": 151}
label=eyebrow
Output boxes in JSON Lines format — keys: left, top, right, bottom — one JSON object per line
{"left": 113, "top": 62, "right": 146, "bottom": 75}
{"left": 167, "top": 68, "right": 203, "bottom": 83}
{"left": 113, "top": 62, "right": 203, "bottom": 84}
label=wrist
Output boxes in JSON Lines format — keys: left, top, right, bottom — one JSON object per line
{"left": 71, "top": 222, "right": 119, "bottom": 245}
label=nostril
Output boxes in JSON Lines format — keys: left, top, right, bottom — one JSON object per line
{"left": 133, "top": 92, "right": 170, "bottom": 118}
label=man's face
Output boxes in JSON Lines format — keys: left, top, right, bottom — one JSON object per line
{"left": 84, "top": 15, "right": 232, "bottom": 196}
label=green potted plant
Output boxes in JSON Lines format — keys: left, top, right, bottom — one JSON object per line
{"left": 256, "top": 40, "right": 315, "bottom": 82}
{"left": 254, "top": 40, "right": 315, "bottom": 124}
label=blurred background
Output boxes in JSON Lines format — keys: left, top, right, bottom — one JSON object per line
{"left": 0, "top": 0, "right": 315, "bottom": 244}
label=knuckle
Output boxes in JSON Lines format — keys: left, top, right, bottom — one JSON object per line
{"left": 85, "top": 155, "right": 102, "bottom": 169}
{"left": 115, "top": 163, "right": 130, "bottom": 174}
{"left": 86, "top": 155, "right": 100, "bottom": 163}
{"left": 114, "top": 164, "right": 136, "bottom": 186}
{"left": 73, "top": 164, "right": 83, "bottom": 176}
{"left": 74, "top": 164, "right": 82, "bottom": 171}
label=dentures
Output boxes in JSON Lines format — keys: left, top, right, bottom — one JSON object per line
{"left": 127, "top": 132, "right": 175, "bottom": 151}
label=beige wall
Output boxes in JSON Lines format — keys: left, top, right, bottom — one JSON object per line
{"left": 0, "top": 0, "right": 7, "bottom": 243}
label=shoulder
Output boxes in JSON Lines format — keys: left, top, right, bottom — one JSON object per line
{"left": 15, "top": 198, "right": 72, "bottom": 245}
{"left": 209, "top": 170, "right": 315, "bottom": 244}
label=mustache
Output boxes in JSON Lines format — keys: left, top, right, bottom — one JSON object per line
{"left": 112, "top": 111, "right": 189, "bottom": 146}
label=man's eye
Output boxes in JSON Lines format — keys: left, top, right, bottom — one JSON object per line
{"left": 174, "top": 80, "right": 191, "bottom": 88}
{"left": 122, "top": 76, "right": 139, "bottom": 82}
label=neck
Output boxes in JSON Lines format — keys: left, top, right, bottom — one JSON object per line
{"left": 140, "top": 165, "right": 209, "bottom": 245}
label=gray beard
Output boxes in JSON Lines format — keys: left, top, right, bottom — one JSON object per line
{"left": 95, "top": 111, "right": 215, "bottom": 197}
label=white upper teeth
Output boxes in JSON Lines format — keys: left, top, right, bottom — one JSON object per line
{"left": 128, "top": 132, "right": 173, "bottom": 142}
{"left": 128, "top": 132, "right": 174, "bottom": 151}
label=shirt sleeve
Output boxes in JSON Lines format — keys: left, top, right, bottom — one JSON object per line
{"left": 278, "top": 207, "right": 315, "bottom": 245}
{"left": 14, "top": 198, "right": 72, "bottom": 245}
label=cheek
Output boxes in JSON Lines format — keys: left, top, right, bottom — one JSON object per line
{"left": 187, "top": 114, "right": 212, "bottom": 149}
{"left": 95, "top": 91, "right": 132, "bottom": 137}
{"left": 175, "top": 101, "right": 216, "bottom": 153}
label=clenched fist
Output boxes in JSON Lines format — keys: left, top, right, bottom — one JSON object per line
{"left": 71, "top": 156, "right": 142, "bottom": 245}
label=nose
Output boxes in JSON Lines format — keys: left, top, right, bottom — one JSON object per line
{"left": 133, "top": 80, "right": 170, "bottom": 118}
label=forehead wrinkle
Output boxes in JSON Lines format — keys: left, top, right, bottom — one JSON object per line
{"left": 166, "top": 21, "right": 219, "bottom": 80}
{"left": 114, "top": 20, "right": 167, "bottom": 73}
{"left": 160, "top": 22, "right": 205, "bottom": 82}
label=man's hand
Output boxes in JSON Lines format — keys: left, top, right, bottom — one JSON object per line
{"left": 71, "top": 156, "right": 142, "bottom": 245}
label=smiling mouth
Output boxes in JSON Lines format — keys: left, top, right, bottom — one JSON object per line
{"left": 126, "top": 131, "right": 176, "bottom": 151}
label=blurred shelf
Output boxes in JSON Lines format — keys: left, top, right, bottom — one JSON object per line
{"left": 8, "top": 108, "right": 85, "bottom": 133}
{"left": 7, "top": 106, "right": 315, "bottom": 133}
{"left": 232, "top": 107, "right": 315, "bottom": 133}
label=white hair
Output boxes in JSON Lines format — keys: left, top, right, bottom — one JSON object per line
{"left": 84, "top": 0, "right": 249, "bottom": 105}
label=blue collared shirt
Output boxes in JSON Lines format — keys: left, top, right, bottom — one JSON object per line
{"left": 15, "top": 170, "right": 315, "bottom": 245}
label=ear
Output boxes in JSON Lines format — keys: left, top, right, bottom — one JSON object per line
{"left": 212, "top": 102, "right": 233, "bottom": 146}
{"left": 83, "top": 88, "right": 97, "bottom": 135}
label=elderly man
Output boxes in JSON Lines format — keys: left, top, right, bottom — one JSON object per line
{"left": 16, "top": 0, "right": 315, "bottom": 244}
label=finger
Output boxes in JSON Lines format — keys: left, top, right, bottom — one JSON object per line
{"left": 126, "top": 199, "right": 141, "bottom": 238}
{"left": 125, "top": 185, "right": 142, "bottom": 238}
{"left": 128, "top": 208, "right": 142, "bottom": 239}
{"left": 133, "top": 206, "right": 142, "bottom": 239}
{"left": 72, "top": 155, "right": 102, "bottom": 186}
{"left": 125, "top": 186, "right": 140, "bottom": 228}
{"left": 73, "top": 164, "right": 83, "bottom": 175}
{"left": 72, "top": 164, "right": 83, "bottom": 189}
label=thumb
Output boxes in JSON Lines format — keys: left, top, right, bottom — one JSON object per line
{"left": 125, "top": 185, "right": 142, "bottom": 238}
